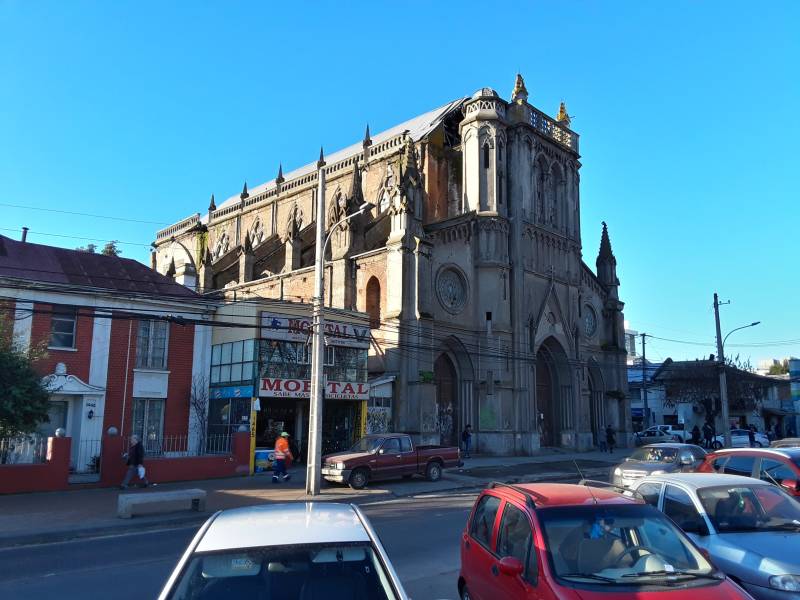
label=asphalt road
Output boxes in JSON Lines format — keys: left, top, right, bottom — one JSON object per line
{"left": 0, "top": 490, "right": 479, "bottom": 600}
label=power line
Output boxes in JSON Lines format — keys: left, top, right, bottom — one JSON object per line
{"left": 0, "top": 227, "right": 153, "bottom": 248}
{"left": 0, "top": 202, "right": 171, "bottom": 225}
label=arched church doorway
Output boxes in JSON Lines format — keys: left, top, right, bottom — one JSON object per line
{"left": 588, "top": 366, "right": 606, "bottom": 448}
{"left": 434, "top": 353, "right": 458, "bottom": 447}
{"left": 535, "top": 337, "right": 572, "bottom": 447}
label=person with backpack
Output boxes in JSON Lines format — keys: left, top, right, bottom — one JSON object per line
{"left": 461, "top": 424, "right": 473, "bottom": 459}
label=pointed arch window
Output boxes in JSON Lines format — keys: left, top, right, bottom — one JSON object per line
{"left": 366, "top": 277, "right": 382, "bottom": 329}
{"left": 483, "top": 144, "right": 490, "bottom": 170}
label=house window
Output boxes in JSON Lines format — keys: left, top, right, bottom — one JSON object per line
{"left": 136, "top": 320, "right": 169, "bottom": 369}
{"left": 132, "top": 398, "right": 165, "bottom": 454}
{"left": 49, "top": 306, "right": 77, "bottom": 348}
{"left": 210, "top": 339, "right": 256, "bottom": 384}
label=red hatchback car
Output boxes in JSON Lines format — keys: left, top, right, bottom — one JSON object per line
{"left": 696, "top": 447, "right": 800, "bottom": 497}
{"left": 458, "top": 482, "right": 752, "bottom": 600}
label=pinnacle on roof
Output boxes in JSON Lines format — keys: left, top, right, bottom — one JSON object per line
{"left": 276, "top": 163, "right": 284, "bottom": 184}
{"left": 208, "top": 193, "right": 216, "bottom": 212}
{"left": 317, "top": 146, "right": 326, "bottom": 168}
{"left": 599, "top": 221, "right": 615, "bottom": 261}
{"left": 512, "top": 73, "right": 529, "bottom": 103}
{"left": 363, "top": 124, "right": 372, "bottom": 146}
{"left": 556, "top": 101, "right": 571, "bottom": 127}
{"left": 240, "top": 182, "right": 249, "bottom": 200}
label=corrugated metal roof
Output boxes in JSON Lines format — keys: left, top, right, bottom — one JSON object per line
{"left": 211, "top": 98, "right": 466, "bottom": 215}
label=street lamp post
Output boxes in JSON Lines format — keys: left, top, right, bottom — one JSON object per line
{"left": 713, "top": 291, "right": 760, "bottom": 448}
{"left": 305, "top": 150, "right": 374, "bottom": 496}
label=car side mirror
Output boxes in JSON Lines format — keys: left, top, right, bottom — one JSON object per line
{"left": 680, "top": 455, "right": 694, "bottom": 466}
{"left": 378, "top": 448, "right": 386, "bottom": 455}
{"left": 498, "top": 556, "right": 524, "bottom": 577}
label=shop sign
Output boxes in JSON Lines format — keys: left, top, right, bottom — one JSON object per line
{"left": 260, "top": 313, "right": 370, "bottom": 348}
{"left": 260, "top": 377, "right": 369, "bottom": 400}
{"left": 211, "top": 385, "right": 254, "bottom": 400}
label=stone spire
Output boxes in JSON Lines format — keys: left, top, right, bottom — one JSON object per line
{"left": 556, "top": 101, "right": 571, "bottom": 127}
{"left": 362, "top": 124, "right": 372, "bottom": 165}
{"left": 276, "top": 163, "right": 284, "bottom": 184}
{"left": 240, "top": 182, "right": 249, "bottom": 200}
{"left": 511, "top": 73, "right": 529, "bottom": 103}
{"left": 208, "top": 193, "right": 216, "bottom": 212}
{"left": 598, "top": 221, "right": 614, "bottom": 261}
{"left": 317, "top": 146, "right": 326, "bottom": 168}
{"left": 596, "top": 221, "right": 619, "bottom": 293}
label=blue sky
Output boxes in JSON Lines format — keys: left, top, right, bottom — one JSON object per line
{"left": 1, "top": 1, "right": 798, "bottom": 364}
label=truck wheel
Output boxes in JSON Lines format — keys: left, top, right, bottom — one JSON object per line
{"left": 349, "top": 468, "right": 369, "bottom": 490}
{"left": 426, "top": 461, "right": 442, "bottom": 482}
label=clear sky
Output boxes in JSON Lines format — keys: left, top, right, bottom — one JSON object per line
{"left": 1, "top": 1, "right": 798, "bottom": 365}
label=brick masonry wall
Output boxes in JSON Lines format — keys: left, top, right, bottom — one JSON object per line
{"left": 30, "top": 302, "right": 94, "bottom": 381}
{"left": 103, "top": 316, "right": 137, "bottom": 436}
{"left": 163, "top": 322, "right": 195, "bottom": 437}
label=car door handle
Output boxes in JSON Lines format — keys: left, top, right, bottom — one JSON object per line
{"left": 491, "top": 564, "right": 500, "bottom": 576}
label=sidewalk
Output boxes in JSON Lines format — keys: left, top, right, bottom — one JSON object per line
{"left": 0, "top": 448, "right": 630, "bottom": 548}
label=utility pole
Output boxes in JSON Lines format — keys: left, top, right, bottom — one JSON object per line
{"left": 714, "top": 292, "right": 732, "bottom": 448}
{"left": 640, "top": 333, "right": 649, "bottom": 427}
{"left": 306, "top": 149, "right": 326, "bottom": 496}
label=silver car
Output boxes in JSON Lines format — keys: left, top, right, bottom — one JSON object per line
{"left": 630, "top": 472, "right": 800, "bottom": 599}
{"left": 158, "top": 502, "right": 408, "bottom": 600}
{"left": 610, "top": 443, "right": 706, "bottom": 488}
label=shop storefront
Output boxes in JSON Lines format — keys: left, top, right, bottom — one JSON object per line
{"left": 255, "top": 312, "right": 370, "bottom": 459}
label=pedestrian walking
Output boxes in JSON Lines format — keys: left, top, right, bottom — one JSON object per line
{"left": 461, "top": 424, "right": 473, "bottom": 458}
{"left": 691, "top": 425, "right": 701, "bottom": 445}
{"left": 605, "top": 424, "right": 616, "bottom": 453}
{"left": 120, "top": 434, "right": 149, "bottom": 489}
{"left": 272, "top": 432, "right": 293, "bottom": 483}
{"left": 748, "top": 425, "right": 756, "bottom": 448}
{"left": 702, "top": 422, "right": 713, "bottom": 449}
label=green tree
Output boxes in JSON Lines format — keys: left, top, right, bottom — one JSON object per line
{"left": 101, "top": 241, "right": 121, "bottom": 256}
{"left": 75, "top": 243, "right": 97, "bottom": 253}
{"left": 0, "top": 317, "right": 51, "bottom": 440}
{"left": 768, "top": 360, "right": 789, "bottom": 375}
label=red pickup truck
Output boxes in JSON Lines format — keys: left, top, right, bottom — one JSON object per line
{"left": 322, "top": 433, "right": 462, "bottom": 489}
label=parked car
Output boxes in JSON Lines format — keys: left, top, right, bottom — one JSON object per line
{"left": 458, "top": 481, "right": 750, "bottom": 599}
{"left": 712, "top": 428, "right": 770, "bottom": 449}
{"left": 158, "top": 502, "right": 408, "bottom": 600}
{"left": 696, "top": 447, "right": 800, "bottom": 498}
{"left": 771, "top": 438, "right": 800, "bottom": 449}
{"left": 629, "top": 472, "right": 800, "bottom": 599}
{"left": 321, "top": 433, "right": 462, "bottom": 489}
{"left": 610, "top": 443, "right": 706, "bottom": 488}
{"left": 634, "top": 424, "right": 690, "bottom": 445}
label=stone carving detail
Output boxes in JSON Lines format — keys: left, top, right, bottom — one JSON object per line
{"left": 249, "top": 218, "right": 266, "bottom": 247}
{"left": 327, "top": 187, "right": 349, "bottom": 229}
{"left": 283, "top": 203, "right": 304, "bottom": 242}
{"left": 436, "top": 267, "right": 467, "bottom": 314}
{"left": 212, "top": 231, "right": 230, "bottom": 261}
{"left": 378, "top": 163, "right": 400, "bottom": 213}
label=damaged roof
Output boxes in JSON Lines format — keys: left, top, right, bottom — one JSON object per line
{"left": 210, "top": 98, "right": 466, "bottom": 216}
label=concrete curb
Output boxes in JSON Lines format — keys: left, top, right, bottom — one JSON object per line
{"left": 0, "top": 468, "right": 610, "bottom": 549}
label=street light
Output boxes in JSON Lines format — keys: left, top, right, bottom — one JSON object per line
{"left": 714, "top": 293, "right": 760, "bottom": 449}
{"left": 306, "top": 152, "right": 374, "bottom": 496}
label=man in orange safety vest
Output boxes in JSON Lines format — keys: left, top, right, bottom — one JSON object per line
{"left": 272, "top": 431, "right": 293, "bottom": 483}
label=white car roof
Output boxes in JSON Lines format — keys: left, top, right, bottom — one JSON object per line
{"left": 195, "top": 502, "right": 370, "bottom": 553}
{"left": 638, "top": 472, "right": 772, "bottom": 490}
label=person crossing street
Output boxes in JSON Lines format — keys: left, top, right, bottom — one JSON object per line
{"left": 272, "top": 432, "right": 293, "bottom": 483}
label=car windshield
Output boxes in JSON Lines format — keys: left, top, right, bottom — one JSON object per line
{"left": 537, "top": 504, "right": 718, "bottom": 587}
{"left": 629, "top": 448, "right": 678, "bottom": 463}
{"left": 698, "top": 485, "right": 800, "bottom": 533}
{"left": 166, "top": 542, "right": 399, "bottom": 600}
{"left": 349, "top": 437, "right": 384, "bottom": 453}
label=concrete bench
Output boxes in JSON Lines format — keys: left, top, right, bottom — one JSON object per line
{"left": 117, "top": 488, "right": 207, "bottom": 519}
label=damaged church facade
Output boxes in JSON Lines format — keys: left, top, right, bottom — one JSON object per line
{"left": 153, "top": 75, "right": 629, "bottom": 454}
